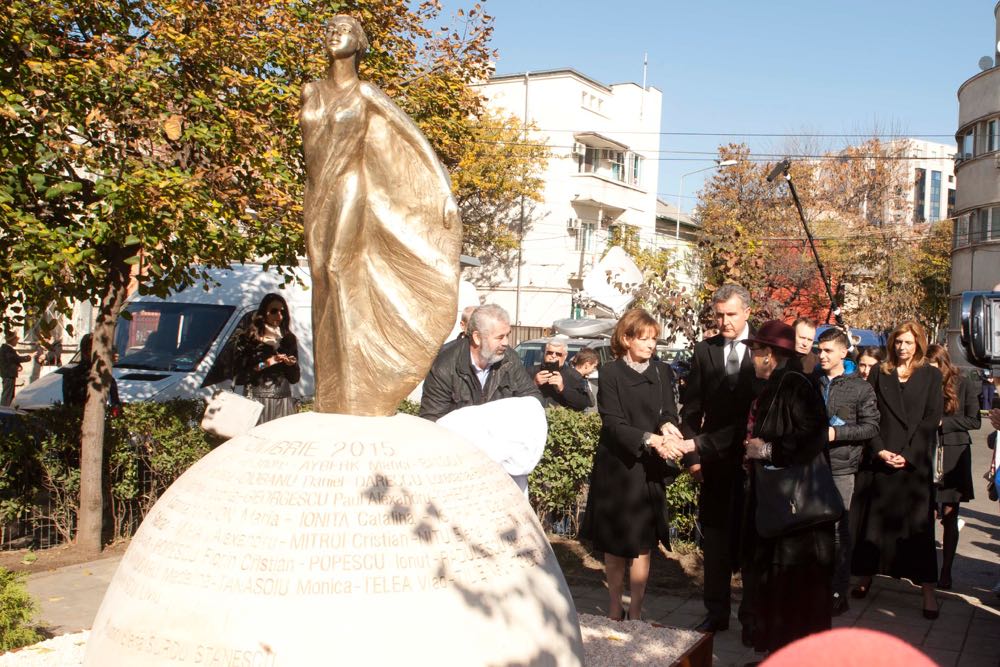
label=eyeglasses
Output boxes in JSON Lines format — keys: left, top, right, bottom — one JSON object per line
{"left": 267, "top": 307, "right": 286, "bottom": 315}
{"left": 544, "top": 350, "right": 565, "bottom": 358}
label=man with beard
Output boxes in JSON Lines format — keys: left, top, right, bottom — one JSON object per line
{"left": 419, "top": 304, "right": 540, "bottom": 422}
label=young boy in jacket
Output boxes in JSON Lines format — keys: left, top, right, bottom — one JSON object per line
{"left": 815, "top": 327, "right": 880, "bottom": 615}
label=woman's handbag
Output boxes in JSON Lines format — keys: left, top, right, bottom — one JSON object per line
{"left": 200, "top": 389, "right": 263, "bottom": 440}
{"left": 754, "top": 453, "right": 845, "bottom": 538}
{"left": 932, "top": 431, "right": 945, "bottom": 486}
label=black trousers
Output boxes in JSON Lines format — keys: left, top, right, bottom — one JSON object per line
{"left": 1, "top": 376, "right": 14, "bottom": 407}
{"left": 703, "top": 522, "right": 754, "bottom": 624}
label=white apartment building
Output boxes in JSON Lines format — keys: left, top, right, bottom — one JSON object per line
{"left": 900, "top": 139, "right": 957, "bottom": 224}
{"left": 471, "top": 69, "right": 663, "bottom": 326}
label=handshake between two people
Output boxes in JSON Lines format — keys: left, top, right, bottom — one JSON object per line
{"left": 649, "top": 423, "right": 696, "bottom": 462}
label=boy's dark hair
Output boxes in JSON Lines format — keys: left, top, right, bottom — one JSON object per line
{"left": 572, "top": 347, "right": 599, "bottom": 367}
{"left": 817, "top": 327, "right": 850, "bottom": 348}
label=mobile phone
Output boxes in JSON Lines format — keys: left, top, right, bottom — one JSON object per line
{"left": 540, "top": 360, "right": 560, "bottom": 373}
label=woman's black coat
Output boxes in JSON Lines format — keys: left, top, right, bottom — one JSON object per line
{"left": 851, "top": 363, "right": 942, "bottom": 584}
{"left": 580, "top": 358, "right": 679, "bottom": 557}
{"left": 742, "top": 367, "right": 835, "bottom": 654}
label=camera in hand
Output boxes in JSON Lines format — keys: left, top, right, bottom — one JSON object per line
{"left": 960, "top": 291, "right": 1000, "bottom": 372}
{"left": 540, "top": 360, "right": 561, "bottom": 373}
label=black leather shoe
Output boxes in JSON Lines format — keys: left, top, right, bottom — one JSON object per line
{"left": 694, "top": 617, "right": 729, "bottom": 633}
{"left": 741, "top": 624, "right": 753, "bottom": 647}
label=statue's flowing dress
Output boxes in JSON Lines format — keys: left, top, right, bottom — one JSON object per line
{"left": 301, "top": 78, "right": 461, "bottom": 415}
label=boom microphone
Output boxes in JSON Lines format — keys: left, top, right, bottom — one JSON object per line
{"left": 766, "top": 158, "right": 792, "bottom": 183}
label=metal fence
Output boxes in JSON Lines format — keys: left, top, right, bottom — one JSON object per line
{"left": 0, "top": 456, "right": 156, "bottom": 552}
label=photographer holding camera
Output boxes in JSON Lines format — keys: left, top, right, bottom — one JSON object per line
{"left": 534, "top": 339, "right": 593, "bottom": 412}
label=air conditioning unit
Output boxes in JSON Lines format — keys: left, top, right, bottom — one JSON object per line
{"left": 572, "top": 142, "right": 587, "bottom": 157}
{"left": 567, "top": 217, "right": 582, "bottom": 231}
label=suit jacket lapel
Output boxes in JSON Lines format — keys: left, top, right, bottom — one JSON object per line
{"left": 709, "top": 337, "right": 725, "bottom": 375}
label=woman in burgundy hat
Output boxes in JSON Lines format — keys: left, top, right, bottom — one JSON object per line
{"left": 740, "top": 320, "right": 836, "bottom": 656}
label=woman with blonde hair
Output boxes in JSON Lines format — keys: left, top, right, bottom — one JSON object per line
{"left": 579, "top": 308, "right": 680, "bottom": 621}
{"left": 926, "top": 344, "right": 980, "bottom": 590}
{"left": 850, "top": 321, "right": 943, "bottom": 618}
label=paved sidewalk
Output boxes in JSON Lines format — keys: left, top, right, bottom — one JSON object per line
{"left": 23, "top": 429, "right": 1000, "bottom": 666}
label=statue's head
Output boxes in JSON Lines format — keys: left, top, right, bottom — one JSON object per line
{"left": 325, "top": 15, "right": 369, "bottom": 71}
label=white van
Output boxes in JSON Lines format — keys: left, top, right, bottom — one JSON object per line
{"left": 13, "top": 264, "right": 315, "bottom": 410}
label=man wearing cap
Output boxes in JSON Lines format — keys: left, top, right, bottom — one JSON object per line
{"left": 672, "top": 284, "right": 757, "bottom": 641}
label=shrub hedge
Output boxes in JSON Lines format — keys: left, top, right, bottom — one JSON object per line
{"left": 0, "top": 400, "right": 213, "bottom": 545}
{"left": 0, "top": 568, "right": 41, "bottom": 652}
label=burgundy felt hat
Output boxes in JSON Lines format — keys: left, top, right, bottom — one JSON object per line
{"left": 742, "top": 320, "right": 797, "bottom": 355}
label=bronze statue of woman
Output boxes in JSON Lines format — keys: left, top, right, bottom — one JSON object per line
{"left": 301, "top": 15, "right": 461, "bottom": 416}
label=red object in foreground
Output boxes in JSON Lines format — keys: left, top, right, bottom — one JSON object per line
{"left": 763, "top": 627, "right": 937, "bottom": 666}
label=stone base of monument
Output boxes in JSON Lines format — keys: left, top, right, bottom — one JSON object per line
{"left": 578, "top": 615, "right": 713, "bottom": 666}
{"left": 81, "top": 412, "right": 584, "bottom": 666}
{"left": 1, "top": 620, "right": 713, "bottom": 667}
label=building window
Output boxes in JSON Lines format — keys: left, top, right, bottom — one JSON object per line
{"left": 609, "top": 151, "right": 625, "bottom": 182}
{"left": 954, "top": 214, "right": 969, "bottom": 248}
{"left": 970, "top": 209, "right": 983, "bottom": 243}
{"left": 962, "top": 129, "right": 974, "bottom": 159}
{"left": 628, "top": 153, "right": 643, "bottom": 186}
{"left": 947, "top": 188, "right": 956, "bottom": 219}
{"left": 991, "top": 206, "right": 1000, "bottom": 241}
{"left": 929, "top": 170, "right": 941, "bottom": 222}
{"left": 579, "top": 146, "right": 599, "bottom": 174}
{"left": 990, "top": 119, "right": 999, "bottom": 152}
{"left": 913, "top": 168, "right": 926, "bottom": 222}
{"left": 574, "top": 222, "right": 596, "bottom": 252}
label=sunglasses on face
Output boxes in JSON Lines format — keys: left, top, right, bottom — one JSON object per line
{"left": 545, "top": 350, "right": 565, "bottom": 358}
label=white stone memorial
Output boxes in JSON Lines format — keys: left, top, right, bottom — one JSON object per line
{"left": 84, "top": 412, "right": 584, "bottom": 665}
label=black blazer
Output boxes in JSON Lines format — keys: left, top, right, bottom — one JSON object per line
{"left": 939, "top": 375, "right": 981, "bottom": 446}
{"left": 0, "top": 344, "right": 30, "bottom": 378}
{"left": 679, "top": 332, "right": 756, "bottom": 466}
{"left": 868, "top": 364, "right": 943, "bottom": 468}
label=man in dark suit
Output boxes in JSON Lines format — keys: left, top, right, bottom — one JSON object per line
{"left": 677, "top": 284, "right": 757, "bottom": 641}
{"left": 0, "top": 331, "right": 31, "bottom": 407}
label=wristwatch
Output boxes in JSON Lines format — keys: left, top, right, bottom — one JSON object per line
{"left": 640, "top": 432, "right": 654, "bottom": 454}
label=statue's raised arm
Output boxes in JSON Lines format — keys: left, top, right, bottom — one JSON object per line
{"left": 300, "top": 15, "right": 462, "bottom": 416}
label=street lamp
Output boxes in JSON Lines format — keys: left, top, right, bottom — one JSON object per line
{"left": 676, "top": 159, "right": 738, "bottom": 238}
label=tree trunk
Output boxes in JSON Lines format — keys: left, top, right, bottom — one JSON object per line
{"left": 76, "top": 252, "right": 132, "bottom": 554}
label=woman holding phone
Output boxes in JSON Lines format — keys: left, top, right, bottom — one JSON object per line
{"left": 237, "top": 293, "right": 301, "bottom": 424}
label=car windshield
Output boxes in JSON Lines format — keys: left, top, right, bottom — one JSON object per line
{"left": 114, "top": 302, "right": 235, "bottom": 372}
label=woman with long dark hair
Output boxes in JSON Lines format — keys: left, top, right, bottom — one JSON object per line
{"left": 855, "top": 347, "right": 883, "bottom": 381}
{"left": 236, "top": 293, "right": 300, "bottom": 424}
{"left": 926, "top": 344, "right": 980, "bottom": 590}
{"left": 579, "top": 308, "right": 680, "bottom": 621}
{"left": 850, "top": 321, "right": 943, "bottom": 618}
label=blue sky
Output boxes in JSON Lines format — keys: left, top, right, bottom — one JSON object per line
{"left": 445, "top": 0, "right": 996, "bottom": 210}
